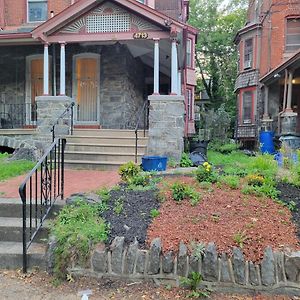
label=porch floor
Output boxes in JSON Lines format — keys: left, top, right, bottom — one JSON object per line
{"left": 0, "top": 169, "right": 120, "bottom": 199}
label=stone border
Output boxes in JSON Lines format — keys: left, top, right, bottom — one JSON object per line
{"left": 57, "top": 237, "right": 300, "bottom": 295}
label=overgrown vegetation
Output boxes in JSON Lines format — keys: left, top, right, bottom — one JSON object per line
{"left": 180, "top": 272, "right": 210, "bottom": 298}
{"left": 50, "top": 199, "right": 109, "bottom": 279}
{"left": 171, "top": 182, "right": 201, "bottom": 206}
{"left": 180, "top": 152, "right": 193, "bottom": 167}
{"left": 0, "top": 153, "right": 35, "bottom": 181}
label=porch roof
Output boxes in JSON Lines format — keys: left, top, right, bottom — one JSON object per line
{"left": 31, "top": 0, "right": 194, "bottom": 43}
{"left": 260, "top": 49, "right": 300, "bottom": 84}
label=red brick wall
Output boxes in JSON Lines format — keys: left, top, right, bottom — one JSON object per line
{"left": 0, "top": 0, "right": 72, "bottom": 28}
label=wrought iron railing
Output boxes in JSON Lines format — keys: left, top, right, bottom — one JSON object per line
{"left": 0, "top": 103, "right": 37, "bottom": 129}
{"left": 134, "top": 100, "right": 149, "bottom": 163}
{"left": 51, "top": 102, "right": 75, "bottom": 142}
{"left": 19, "top": 138, "right": 66, "bottom": 273}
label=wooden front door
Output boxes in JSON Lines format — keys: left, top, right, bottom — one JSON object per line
{"left": 74, "top": 55, "right": 100, "bottom": 123}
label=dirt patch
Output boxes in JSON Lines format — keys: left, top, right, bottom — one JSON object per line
{"left": 277, "top": 182, "right": 300, "bottom": 239}
{"left": 102, "top": 185, "right": 159, "bottom": 246}
{"left": 147, "top": 176, "right": 300, "bottom": 262}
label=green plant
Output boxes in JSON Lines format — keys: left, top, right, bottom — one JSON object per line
{"left": 118, "top": 161, "right": 141, "bottom": 182}
{"left": 248, "top": 154, "right": 278, "bottom": 179}
{"left": 233, "top": 230, "right": 248, "bottom": 248}
{"left": 113, "top": 197, "right": 124, "bottom": 215}
{"left": 150, "top": 208, "right": 160, "bottom": 218}
{"left": 168, "top": 157, "right": 178, "bottom": 168}
{"left": 171, "top": 182, "right": 201, "bottom": 205}
{"left": 190, "top": 242, "right": 206, "bottom": 259}
{"left": 195, "top": 162, "right": 218, "bottom": 183}
{"left": 50, "top": 200, "right": 109, "bottom": 279}
{"left": 198, "top": 181, "right": 213, "bottom": 191}
{"left": 220, "top": 175, "right": 240, "bottom": 189}
{"left": 180, "top": 152, "right": 193, "bottom": 168}
{"left": 218, "top": 142, "right": 239, "bottom": 154}
{"left": 129, "top": 173, "right": 150, "bottom": 186}
{"left": 180, "top": 272, "right": 209, "bottom": 298}
{"left": 288, "top": 200, "right": 297, "bottom": 212}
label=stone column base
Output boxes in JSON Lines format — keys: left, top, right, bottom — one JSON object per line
{"left": 147, "top": 95, "right": 185, "bottom": 161}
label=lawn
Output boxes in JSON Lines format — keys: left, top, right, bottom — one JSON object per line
{"left": 0, "top": 153, "right": 35, "bottom": 181}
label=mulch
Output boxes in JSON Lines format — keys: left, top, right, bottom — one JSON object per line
{"left": 147, "top": 176, "right": 300, "bottom": 262}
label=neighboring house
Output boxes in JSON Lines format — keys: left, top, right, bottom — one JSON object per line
{"left": 235, "top": 0, "right": 300, "bottom": 148}
{"left": 0, "top": 0, "right": 197, "bottom": 164}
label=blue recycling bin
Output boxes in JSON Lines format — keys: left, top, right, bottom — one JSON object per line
{"left": 142, "top": 156, "right": 168, "bottom": 171}
{"left": 259, "top": 131, "right": 275, "bottom": 154}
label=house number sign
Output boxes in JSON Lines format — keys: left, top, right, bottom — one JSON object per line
{"left": 133, "top": 32, "right": 148, "bottom": 39}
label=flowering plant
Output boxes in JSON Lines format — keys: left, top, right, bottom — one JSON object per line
{"left": 196, "top": 162, "right": 218, "bottom": 183}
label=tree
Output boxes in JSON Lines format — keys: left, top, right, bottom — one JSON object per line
{"left": 189, "top": 0, "right": 247, "bottom": 122}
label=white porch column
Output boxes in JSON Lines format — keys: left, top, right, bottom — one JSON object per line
{"left": 286, "top": 70, "right": 293, "bottom": 111}
{"left": 177, "top": 70, "right": 182, "bottom": 95}
{"left": 171, "top": 39, "right": 178, "bottom": 95}
{"left": 43, "top": 43, "right": 49, "bottom": 95}
{"left": 153, "top": 38, "right": 160, "bottom": 95}
{"left": 60, "top": 42, "right": 66, "bottom": 95}
{"left": 263, "top": 85, "right": 269, "bottom": 119}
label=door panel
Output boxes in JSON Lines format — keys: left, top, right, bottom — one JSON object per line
{"left": 30, "top": 59, "right": 43, "bottom": 122}
{"left": 75, "top": 57, "right": 99, "bottom": 123}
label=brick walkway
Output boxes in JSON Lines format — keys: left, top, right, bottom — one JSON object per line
{"left": 0, "top": 169, "right": 120, "bottom": 199}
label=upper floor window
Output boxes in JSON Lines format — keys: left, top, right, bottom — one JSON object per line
{"left": 244, "top": 38, "right": 253, "bottom": 69}
{"left": 286, "top": 18, "right": 300, "bottom": 52}
{"left": 136, "top": 0, "right": 145, "bottom": 3}
{"left": 28, "top": 0, "right": 48, "bottom": 22}
{"left": 186, "top": 38, "right": 192, "bottom": 67}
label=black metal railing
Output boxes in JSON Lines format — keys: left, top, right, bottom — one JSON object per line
{"left": 0, "top": 103, "right": 37, "bottom": 129}
{"left": 51, "top": 102, "right": 75, "bottom": 142}
{"left": 19, "top": 138, "right": 66, "bottom": 273}
{"left": 134, "top": 100, "right": 149, "bottom": 163}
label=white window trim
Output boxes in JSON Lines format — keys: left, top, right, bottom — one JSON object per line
{"left": 27, "top": 0, "right": 48, "bottom": 23}
{"left": 186, "top": 38, "right": 192, "bottom": 68}
{"left": 244, "top": 38, "right": 253, "bottom": 70}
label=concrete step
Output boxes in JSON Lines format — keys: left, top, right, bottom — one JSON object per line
{"left": 0, "top": 198, "right": 63, "bottom": 218}
{"left": 65, "top": 135, "right": 148, "bottom": 145}
{"left": 65, "top": 159, "right": 141, "bottom": 170}
{"left": 0, "top": 217, "right": 50, "bottom": 243}
{"left": 0, "top": 129, "right": 37, "bottom": 136}
{"left": 0, "top": 242, "right": 46, "bottom": 270}
{"left": 72, "top": 129, "right": 148, "bottom": 138}
{"left": 65, "top": 142, "right": 147, "bottom": 153}
{"left": 64, "top": 151, "right": 143, "bottom": 162}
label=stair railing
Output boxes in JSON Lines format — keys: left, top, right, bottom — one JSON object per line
{"left": 134, "top": 99, "right": 149, "bottom": 163}
{"left": 51, "top": 102, "right": 75, "bottom": 142}
{"left": 19, "top": 138, "right": 66, "bottom": 273}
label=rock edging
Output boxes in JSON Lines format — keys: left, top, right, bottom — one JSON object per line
{"left": 48, "top": 237, "right": 300, "bottom": 295}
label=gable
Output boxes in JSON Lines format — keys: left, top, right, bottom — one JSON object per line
{"left": 56, "top": 2, "right": 162, "bottom": 36}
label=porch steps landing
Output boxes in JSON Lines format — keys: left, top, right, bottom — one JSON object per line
{"left": 64, "top": 129, "right": 148, "bottom": 170}
{"left": 0, "top": 198, "right": 63, "bottom": 270}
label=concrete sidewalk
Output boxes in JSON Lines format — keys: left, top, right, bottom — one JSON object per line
{"left": 0, "top": 169, "right": 120, "bottom": 199}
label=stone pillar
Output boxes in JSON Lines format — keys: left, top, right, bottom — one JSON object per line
{"left": 60, "top": 42, "right": 66, "bottom": 96}
{"left": 36, "top": 96, "right": 72, "bottom": 145}
{"left": 43, "top": 44, "right": 49, "bottom": 95}
{"left": 263, "top": 85, "right": 269, "bottom": 119}
{"left": 147, "top": 95, "right": 185, "bottom": 161}
{"left": 171, "top": 39, "right": 178, "bottom": 95}
{"left": 153, "top": 39, "right": 160, "bottom": 95}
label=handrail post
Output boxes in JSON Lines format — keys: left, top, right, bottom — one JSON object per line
{"left": 135, "top": 130, "right": 138, "bottom": 164}
{"left": 70, "top": 104, "right": 74, "bottom": 136}
{"left": 61, "top": 138, "right": 66, "bottom": 200}
{"left": 19, "top": 184, "right": 27, "bottom": 273}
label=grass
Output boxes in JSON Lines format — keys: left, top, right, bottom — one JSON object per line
{"left": 0, "top": 153, "right": 35, "bottom": 181}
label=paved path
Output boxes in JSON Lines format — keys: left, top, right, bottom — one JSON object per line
{"left": 0, "top": 169, "right": 120, "bottom": 199}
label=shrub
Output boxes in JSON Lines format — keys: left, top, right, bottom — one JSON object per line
{"left": 218, "top": 143, "right": 239, "bottom": 154}
{"left": 246, "top": 174, "right": 265, "bottom": 187}
{"left": 118, "top": 161, "right": 141, "bottom": 182}
{"left": 128, "top": 173, "right": 150, "bottom": 186}
{"left": 180, "top": 152, "right": 193, "bottom": 167}
{"left": 171, "top": 182, "right": 201, "bottom": 206}
{"left": 220, "top": 175, "right": 240, "bottom": 189}
{"left": 51, "top": 200, "right": 109, "bottom": 279}
{"left": 196, "top": 162, "right": 218, "bottom": 183}
{"left": 248, "top": 154, "right": 278, "bottom": 179}
{"left": 150, "top": 209, "right": 160, "bottom": 218}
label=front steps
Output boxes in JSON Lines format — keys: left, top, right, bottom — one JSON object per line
{"left": 0, "top": 198, "right": 62, "bottom": 270}
{"left": 64, "top": 129, "right": 148, "bottom": 170}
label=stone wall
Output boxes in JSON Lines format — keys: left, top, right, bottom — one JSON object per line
{"left": 147, "top": 95, "right": 185, "bottom": 161}
{"left": 66, "top": 237, "right": 300, "bottom": 296}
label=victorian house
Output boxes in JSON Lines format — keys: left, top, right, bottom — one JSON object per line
{"left": 0, "top": 0, "right": 197, "bottom": 166}
{"left": 235, "top": 0, "right": 300, "bottom": 148}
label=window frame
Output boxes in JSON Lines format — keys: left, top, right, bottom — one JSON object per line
{"left": 285, "top": 17, "right": 300, "bottom": 52}
{"left": 186, "top": 38, "right": 192, "bottom": 68}
{"left": 243, "top": 38, "right": 253, "bottom": 70}
{"left": 186, "top": 88, "right": 193, "bottom": 121}
{"left": 240, "top": 89, "right": 255, "bottom": 125}
{"left": 27, "top": 0, "right": 48, "bottom": 23}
